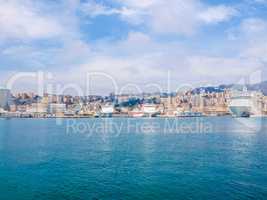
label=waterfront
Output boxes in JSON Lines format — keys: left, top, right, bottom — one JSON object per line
{"left": 1, "top": 86, "right": 267, "bottom": 119}
{"left": 0, "top": 117, "right": 267, "bottom": 200}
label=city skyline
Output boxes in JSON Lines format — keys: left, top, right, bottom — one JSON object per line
{"left": 1, "top": 84, "right": 267, "bottom": 118}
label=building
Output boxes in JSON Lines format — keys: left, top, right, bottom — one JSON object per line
{"left": 26, "top": 103, "right": 48, "bottom": 113}
{"left": 160, "top": 95, "right": 178, "bottom": 116}
{"left": 263, "top": 97, "right": 267, "bottom": 114}
{"left": 0, "top": 107, "right": 6, "bottom": 113}
{"left": 0, "top": 89, "right": 11, "bottom": 110}
{"left": 116, "top": 94, "right": 131, "bottom": 104}
{"left": 48, "top": 103, "right": 66, "bottom": 114}
{"left": 9, "top": 104, "right": 17, "bottom": 112}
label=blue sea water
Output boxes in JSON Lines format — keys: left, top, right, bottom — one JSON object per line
{"left": 0, "top": 117, "right": 267, "bottom": 200}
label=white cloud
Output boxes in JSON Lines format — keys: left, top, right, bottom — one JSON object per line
{"left": 147, "top": 0, "right": 200, "bottom": 35}
{"left": 0, "top": 0, "right": 65, "bottom": 40}
{"left": 116, "top": 0, "right": 155, "bottom": 9}
{"left": 239, "top": 19, "right": 267, "bottom": 62}
{"left": 187, "top": 56, "right": 262, "bottom": 77}
{"left": 227, "top": 18, "right": 267, "bottom": 63}
{"left": 48, "top": 30, "right": 265, "bottom": 94}
{"left": 253, "top": 0, "right": 267, "bottom": 4}
{"left": 240, "top": 18, "right": 267, "bottom": 34}
{"left": 227, "top": 18, "right": 267, "bottom": 40}
{"left": 198, "top": 5, "right": 238, "bottom": 24}
{"left": 80, "top": 1, "right": 120, "bottom": 17}
{"left": 3, "top": 28, "right": 265, "bottom": 93}
{"left": 82, "top": 0, "right": 238, "bottom": 36}
{"left": 0, "top": 0, "right": 265, "bottom": 94}
{"left": 80, "top": 1, "right": 146, "bottom": 25}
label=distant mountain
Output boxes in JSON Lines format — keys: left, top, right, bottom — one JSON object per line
{"left": 249, "top": 81, "right": 267, "bottom": 95}
{"left": 193, "top": 81, "right": 267, "bottom": 95}
{"left": 192, "top": 86, "right": 224, "bottom": 94}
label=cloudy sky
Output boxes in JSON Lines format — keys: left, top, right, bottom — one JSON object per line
{"left": 0, "top": 0, "right": 267, "bottom": 94}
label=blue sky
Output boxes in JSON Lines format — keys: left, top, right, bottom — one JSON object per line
{"left": 0, "top": 0, "right": 267, "bottom": 94}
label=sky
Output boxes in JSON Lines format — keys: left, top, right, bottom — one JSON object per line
{"left": 0, "top": 0, "right": 267, "bottom": 94}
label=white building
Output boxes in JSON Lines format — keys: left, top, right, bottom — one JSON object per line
{"left": 27, "top": 103, "right": 48, "bottom": 113}
{"left": 48, "top": 103, "right": 66, "bottom": 114}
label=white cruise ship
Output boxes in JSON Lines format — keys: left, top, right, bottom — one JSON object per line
{"left": 143, "top": 104, "right": 159, "bottom": 117}
{"left": 229, "top": 96, "right": 252, "bottom": 117}
{"left": 100, "top": 104, "right": 114, "bottom": 117}
{"left": 228, "top": 87, "right": 262, "bottom": 117}
{"left": 129, "top": 109, "right": 144, "bottom": 118}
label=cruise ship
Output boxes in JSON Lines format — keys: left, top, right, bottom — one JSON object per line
{"left": 129, "top": 109, "right": 144, "bottom": 118}
{"left": 228, "top": 88, "right": 261, "bottom": 117}
{"left": 100, "top": 104, "right": 114, "bottom": 117}
{"left": 229, "top": 96, "right": 252, "bottom": 117}
{"left": 143, "top": 104, "right": 160, "bottom": 117}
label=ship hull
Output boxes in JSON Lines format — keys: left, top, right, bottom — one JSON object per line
{"left": 229, "top": 106, "right": 251, "bottom": 117}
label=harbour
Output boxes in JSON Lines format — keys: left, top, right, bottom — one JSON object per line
{"left": 0, "top": 117, "right": 267, "bottom": 200}
{"left": 1, "top": 86, "right": 267, "bottom": 119}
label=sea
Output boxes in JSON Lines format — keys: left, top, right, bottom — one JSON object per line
{"left": 0, "top": 117, "right": 267, "bottom": 200}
